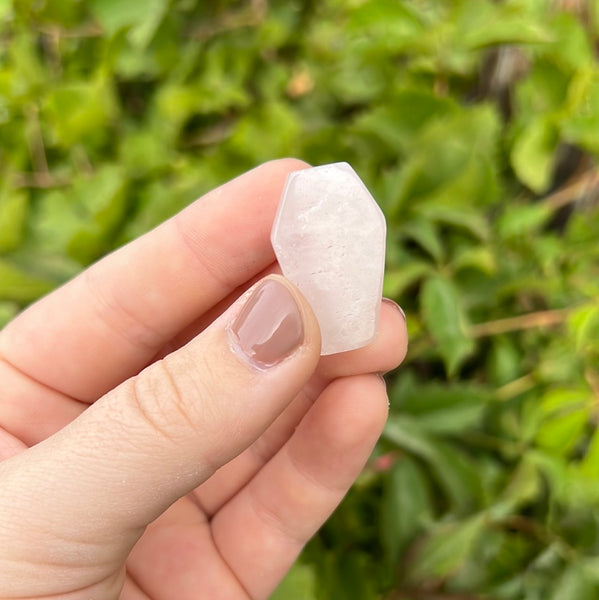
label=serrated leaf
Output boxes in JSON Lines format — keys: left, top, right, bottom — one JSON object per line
{"left": 421, "top": 276, "right": 474, "bottom": 375}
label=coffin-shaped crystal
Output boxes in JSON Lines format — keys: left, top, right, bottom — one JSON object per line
{"left": 271, "top": 162, "right": 386, "bottom": 355}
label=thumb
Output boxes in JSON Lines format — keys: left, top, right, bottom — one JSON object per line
{"left": 0, "top": 275, "right": 320, "bottom": 591}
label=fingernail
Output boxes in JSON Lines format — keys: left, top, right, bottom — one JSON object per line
{"left": 382, "top": 298, "right": 406, "bottom": 321}
{"left": 227, "top": 279, "right": 304, "bottom": 369}
{"left": 375, "top": 374, "right": 390, "bottom": 407}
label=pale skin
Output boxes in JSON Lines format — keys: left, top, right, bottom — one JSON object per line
{"left": 0, "top": 159, "right": 408, "bottom": 600}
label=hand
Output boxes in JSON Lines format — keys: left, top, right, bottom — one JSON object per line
{"left": 0, "top": 159, "right": 407, "bottom": 600}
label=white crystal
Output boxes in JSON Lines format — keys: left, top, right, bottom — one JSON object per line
{"left": 271, "top": 162, "right": 386, "bottom": 355}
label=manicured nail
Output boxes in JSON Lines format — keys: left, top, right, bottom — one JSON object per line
{"left": 382, "top": 298, "right": 406, "bottom": 321}
{"left": 227, "top": 279, "right": 304, "bottom": 369}
{"left": 375, "top": 373, "right": 390, "bottom": 407}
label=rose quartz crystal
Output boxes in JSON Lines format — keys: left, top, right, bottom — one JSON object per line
{"left": 271, "top": 162, "right": 386, "bottom": 355}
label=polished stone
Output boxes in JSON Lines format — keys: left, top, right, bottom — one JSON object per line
{"left": 271, "top": 162, "right": 386, "bottom": 355}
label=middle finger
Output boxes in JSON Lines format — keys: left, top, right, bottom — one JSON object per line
{"left": 193, "top": 300, "right": 407, "bottom": 515}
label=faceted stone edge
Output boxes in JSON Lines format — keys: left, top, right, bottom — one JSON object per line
{"left": 270, "top": 162, "right": 387, "bottom": 355}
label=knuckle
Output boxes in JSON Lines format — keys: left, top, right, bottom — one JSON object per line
{"left": 83, "top": 267, "right": 164, "bottom": 352}
{"left": 128, "top": 353, "right": 227, "bottom": 459}
{"left": 130, "top": 358, "right": 199, "bottom": 446}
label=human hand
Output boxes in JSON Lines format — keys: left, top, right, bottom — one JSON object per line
{"left": 0, "top": 159, "right": 407, "bottom": 599}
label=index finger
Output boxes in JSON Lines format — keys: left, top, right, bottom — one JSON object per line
{"left": 0, "top": 159, "right": 308, "bottom": 401}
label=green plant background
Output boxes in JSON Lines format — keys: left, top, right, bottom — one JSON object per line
{"left": 3, "top": 0, "right": 599, "bottom": 598}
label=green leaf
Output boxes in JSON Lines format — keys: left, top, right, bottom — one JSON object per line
{"left": 315, "top": 552, "right": 380, "bottom": 600}
{"left": 515, "top": 59, "right": 571, "bottom": 116}
{"left": 29, "top": 165, "right": 128, "bottom": 265}
{"left": 420, "top": 276, "right": 474, "bottom": 375}
{"left": 228, "top": 101, "right": 301, "bottom": 162}
{"left": 271, "top": 562, "right": 317, "bottom": 600}
{"left": 401, "top": 218, "right": 444, "bottom": 263}
{"left": 416, "top": 205, "right": 491, "bottom": 241}
{"left": 510, "top": 118, "right": 559, "bottom": 193}
{"left": 408, "top": 514, "right": 486, "bottom": 582}
{"left": 347, "top": 0, "right": 424, "bottom": 53}
{"left": 0, "top": 0, "right": 13, "bottom": 21}
{"left": 580, "top": 426, "right": 599, "bottom": 479}
{"left": 392, "top": 376, "right": 490, "bottom": 434}
{"left": 5, "top": 30, "right": 45, "bottom": 102}
{"left": 118, "top": 128, "right": 174, "bottom": 176}
{"left": 492, "top": 457, "right": 541, "bottom": 518}
{"left": 534, "top": 388, "right": 591, "bottom": 456}
{"left": 383, "top": 261, "right": 432, "bottom": 298}
{"left": 451, "top": 246, "right": 496, "bottom": 276}
{"left": 352, "top": 89, "right": 454, "bottom": 153}
{"left": 90, "top": 0, "right": 169, "bottom": 47}
{"left": 0, "top": 189, "right": 28, "bottom": 253}
{"left": 568, "top": 303, "right": 599, "bottom": 352}
{"left": 0, "top": 300, "right": 18, "bottom": 328}
{"left": 384, "top": 415, "right": 484, "bottom": 513}
{"left": 390, "top": 104, "right": 500, "bottom": 212}
{"left": 545, "top": 12, "right": 595, "bottom": 70}
{"left": 561, "top": 74, "right": 599, "bottom": 153}
{"left": 487, "top": 336, "right": 522, "bottom": 386}
{"left": 550, "top": 564, "right": 597, "bottom": 600}
{"left": 0, "top": 258, "right": 54, "bottom": 303}
{"left": 69, "top": 167, "right": 128, "bottom": 263}
{"left": 497, "top": 203, "right": 552, "bottom": 239}
{"left": 44, "top": 79, "right": 117, "bottom": 148}
{"left": 119, "top": 162, "right": 218, "bottom": 242}
{"left": 458, "top": 4, "right": 552, "bottom": 49}
{"left": 381, "top": 456, "right": 433, "bottom": 566}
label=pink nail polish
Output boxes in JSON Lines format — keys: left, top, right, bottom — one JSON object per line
{"left": 227, "top": 279, "right": 304, "bottom": 369}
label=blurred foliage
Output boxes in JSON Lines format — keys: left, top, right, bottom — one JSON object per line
{"left": 2, "top": 0, "right": 599, "bottom": 597}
